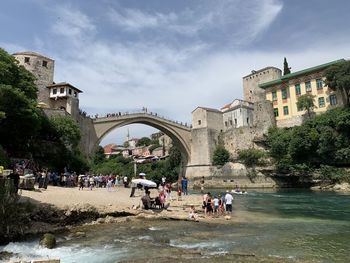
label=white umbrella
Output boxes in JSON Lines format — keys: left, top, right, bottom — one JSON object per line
{"left": 131, "top": 178, "right": 157, "bottom": 188}
{"left": 139, "top": 172, "right": 146, "bottom": 176}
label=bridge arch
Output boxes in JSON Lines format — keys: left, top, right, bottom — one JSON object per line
{"left": 92, "top": 113, "right": 192, "bottom": 166}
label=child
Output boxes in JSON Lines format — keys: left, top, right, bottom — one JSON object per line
{"left": 189, "top": 205, "right": 198, "bottom": 221}
{"left": 213, "top": 195, "right": 219, "bottom": 215}
{"left": 177, "top": 187, "right": 182, "bottom": 201}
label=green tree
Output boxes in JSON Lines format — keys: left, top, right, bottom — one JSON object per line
{"left": 297, "top": 94, "right": 316, "bottom": 118}
{"left": 0, "top": 85, "right": 41, "bottom": 155}
{"left": 93, "top": 146, "right": 105, "bottom": 164}
{"left": 168, "top": 145, "right": 182, "bottom": 169}
{"left": 283, "top": 57, "right": 291, "bottom": 75}
{"left": 50, "top": 116, "right": 81, "bottom": 149}
{"left": 136, "top": 137, "right": 152, "bottom": 146}
{"left": 212, "top": 145, "right": 230, "bottom": 166}
{"left": 237, "top": 148, "right": 266, "bottom": 167}
{"left": 324, "top": 60, "right": 350, "bottom": 107}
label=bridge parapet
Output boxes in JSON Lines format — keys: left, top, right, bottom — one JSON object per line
{"left": 93, "top": 111, "right": 192, "bottom": 130}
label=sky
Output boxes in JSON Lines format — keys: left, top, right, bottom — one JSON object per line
{"left": 1, "top": 0, "right": 349, "bottom": 145}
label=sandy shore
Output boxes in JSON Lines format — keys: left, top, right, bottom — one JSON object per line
{"left": 20, "top": 185, "right": 203, "bottom": 216}
{"left": 19, "top": 185, "right": 273, "bottom": 225}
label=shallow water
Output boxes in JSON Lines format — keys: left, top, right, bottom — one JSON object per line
{"left": 2, "top": 189, "right": 350, "bottom": 262}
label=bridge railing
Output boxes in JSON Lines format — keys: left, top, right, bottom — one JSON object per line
{"left": 92, "top": 110, "right": 192, "bottom": 128}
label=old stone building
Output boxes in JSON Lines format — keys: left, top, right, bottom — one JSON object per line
{"left": 13, "top": 51, "right": 82, "bottom": 118}
{"left": 243, "top": 66, "right": 282, "bottom": 103}
{"left": 221, "top": 99, "right": 254, "bottom": 131}
{"left": 13, "top": 51, "right": 98, "bottom": 156}
{"left": 13, "top": 51, "right": 54, "bottom": 107}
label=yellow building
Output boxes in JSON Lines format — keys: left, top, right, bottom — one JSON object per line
{"left": 259, "top": 59, "right": 345, "bottom": 127}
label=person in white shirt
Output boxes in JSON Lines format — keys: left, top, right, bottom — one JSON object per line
{"left": 224, "top": 191, "right": 233, "bottom": 214}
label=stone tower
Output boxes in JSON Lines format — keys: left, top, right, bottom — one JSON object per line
{"left": 243, "top": 67, "right": 282, "bottom": 103}
{"left": 13, "top": 51, "right": 54, "bottom": 106}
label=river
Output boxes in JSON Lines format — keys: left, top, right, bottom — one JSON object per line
{"left": 2, "top": 189, "right": 350, "bottom": 262}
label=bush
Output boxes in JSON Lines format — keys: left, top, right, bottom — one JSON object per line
{"left": 237, "top": 148, "right": 266, "bottom": 167}
{"left": 316, "top": 165, "right": 350, "bottom": 183}
{"left": 212, "top": 146, "right": 230, "bottom": 166}
{"left": 0, "top": 145, "right": 9, "bottom": 168}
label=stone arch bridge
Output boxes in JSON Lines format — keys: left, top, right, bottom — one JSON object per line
{"left": 90, "top": 112, "right": 192, "bottom": 165}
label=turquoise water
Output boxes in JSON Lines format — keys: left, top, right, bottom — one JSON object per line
{"left": 2, "top": 189, "right": 350, "bottom": 262}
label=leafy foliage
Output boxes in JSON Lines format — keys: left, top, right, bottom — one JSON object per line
{"left": 296, "top": 94, "right": 316, "bottom": 118}
{"left": 237, "top": 148, "right": 266, "bottom": 167}
{"left": 136, "top": 137, "right": 152, "bottom": 146}
{"left": 0, "top": 145, "right": 9, "bottom": 167}
{"left": 212, "top": 145, "right": 230, "bottom": 166}
{"left": 91, "top": 145, "right": 182, "bottom": 183}
{"left": 50, "top": 116, "right": 81, "bottom": 149}
{"left": 314, "top": 165, "right": 350, "bottom": 184}
{"left": 0, "top": 85, "right": 41, "bottom": 155}
{"left": 324, "top": 60, "right": 350, "bottom": 106}
{"left": 266, "top": 107, "right": 350, "bottom": 180}
{"left": 93, "top": 146, "right": 105, "bottom": 164}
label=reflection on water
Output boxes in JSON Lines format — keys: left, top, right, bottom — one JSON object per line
{"left": 2, "top": 190, "right": 350, "bottom": 263}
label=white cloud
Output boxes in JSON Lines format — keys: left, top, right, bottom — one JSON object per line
{"left": 106, "top": 0, "right": 283, "bottom": 44}
{"left": 107, "top": 8, "right": 177, "bottom": 31}
{"left": 51, "top": 5, "right": 96, "bottom": 43}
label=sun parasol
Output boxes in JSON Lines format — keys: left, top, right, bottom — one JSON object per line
{"left": 131, "top": 178, "right": 157, "bottom": 188}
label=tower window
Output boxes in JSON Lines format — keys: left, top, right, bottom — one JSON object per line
{"left": 74, "top": 91, "right": 77, "bottom": 97}
{"left": 69, "top": 89, "right": 72, "bottom": 95}
{"left": 198, "top": 120, "right": 201, "bottom": 125}
{"left": 60, "top": 88, "right": 64, "bottom": 93}
{"left": 52, "top": 88, "right": 57, "bottom": 95}
{"left": 42, "top": 60, "right": 48, "bottom": 67}
{"left": 24, "top": 57, "right": 30, "bottom": 63}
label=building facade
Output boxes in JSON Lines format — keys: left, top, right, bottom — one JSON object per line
{"left": 259, "top": 59, "right": 345, "bottom": 127}
{"left": 221, "top": 99, "right": 254, "bottom": 131}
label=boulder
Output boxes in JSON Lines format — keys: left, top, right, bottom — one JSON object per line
{"left": 40, "top": 233, "right": 56, "bottom": 249}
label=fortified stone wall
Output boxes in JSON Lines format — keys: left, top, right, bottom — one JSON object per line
{"left": 78, "top": 115, "right": 98, "bottom": 157}
{"left": 189, "top": 162, "right": 277, "bottom": 189}
{"left": 276, "top": 116, "right": 303, "bottom": 128}
{"left": 222, "top": 127, "right": 259, "bottom": 158}
{"left": 253, "top": 100, "right": 276, "bottom": 134}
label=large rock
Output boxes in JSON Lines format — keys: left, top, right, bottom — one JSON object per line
{"left": 40, "top": 233, "right": 56, "bottom": 249}
{"left": 333, "top": 183, "right": 350, "bottom": 191}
